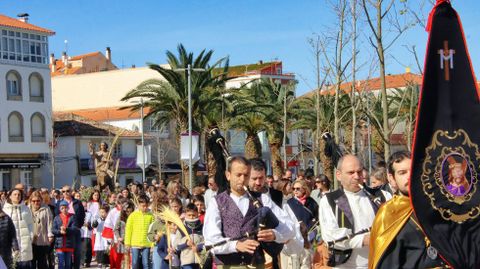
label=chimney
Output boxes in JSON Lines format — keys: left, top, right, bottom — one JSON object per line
{"left": 258, "top": 60, "right": 263, "bottom": 65}
{"left": 50, "top": 53, "right": 56, "bottom": 72}
{"left": 17, "top": 13, "right": 29, "bottom": 23}
{"left": 405, "top": 67, "right": 411, "bottom": 73}
{"left": 62, "top": 51, "right": 67, "bottom": 64}
{"left": 106, "top": 47, "right": 111, "bottom": 62}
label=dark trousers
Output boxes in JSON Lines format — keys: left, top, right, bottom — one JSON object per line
{"left": 47, "top": 243, "right": 55, "bottom": 269}
{"left": 182, "top": 264, "right": 201, "bottom": 269}
{"left": 16, "top": 260, "right": 32, "bottom": 269}
{"left": 32, "top": 244, "right": 50, "bottom": 269}
{"left": 81, "top": 238, "right": 92, "bottom": 265}
{"left": 96, "top": 250, "right": 110, "bottom": 266}
{"left": 73, "top": 231, "right": 82, "bottom": 269}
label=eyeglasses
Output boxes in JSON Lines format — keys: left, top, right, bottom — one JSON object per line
{"left": 293, "top": 187, "right": 303, "bottom": 191}
{"left": 62, "top": 190, "right": 71, "bottom": 193}
{"left": 31, "top": 200, "right": 41, "bottom": 203}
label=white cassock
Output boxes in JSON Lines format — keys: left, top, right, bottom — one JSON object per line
{"left": 318, "top": 189, "right": 391, "bottom": 269}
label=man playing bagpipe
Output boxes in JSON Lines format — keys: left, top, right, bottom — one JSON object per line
{"left": 318, "top": 155, "right": 391, "bottom": 268}
{"left": 203, "top": 156, "right": 295, "bottom": 269}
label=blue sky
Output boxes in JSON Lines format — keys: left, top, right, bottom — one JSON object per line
{"left": 1, "top": 0, "right": 479, "bottom": 95}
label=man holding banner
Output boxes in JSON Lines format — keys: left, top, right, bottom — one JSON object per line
{"left": 370, "top": 0, "right": 480, "bottom": 268}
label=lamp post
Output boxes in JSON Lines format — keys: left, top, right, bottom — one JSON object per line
{"left": 132, "top": 98, "right": 146, "bottom": 182}
{"left": 174, "top": 64, "right": 205, "bottom": 193}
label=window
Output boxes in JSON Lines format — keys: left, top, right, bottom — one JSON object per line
{"left": 8, "top": 111, "right": 23, "bottom": 142}
{"left": 147, "top": 118, "right": 159, "bottom": 132}
{"left": 0, "top": 170, "right": 11, "bottom": 191}
{"left": 29, "top": 73, "right": 44, "bottom": 102}
{"left": 20, "top": 170, "right": 32, "bottom": 188}
{"left": 31, "top": 112, "right": 46, "bottom": 142}
{"left": 0, "top": 30, "right": 48, "bottom": 64}
{"left": 6, "top": 70, "right": 22, "bottom": 100}
{"left": 113, "top": 142, "right": 122, "bottom": 158}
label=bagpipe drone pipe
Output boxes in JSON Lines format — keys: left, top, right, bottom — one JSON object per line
{"left": 205, "top": 127, "right": 284, "bottom": 266}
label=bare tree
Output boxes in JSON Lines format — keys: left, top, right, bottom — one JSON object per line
{"left": 361, "top": 0, "right": 413, "bottom": 161}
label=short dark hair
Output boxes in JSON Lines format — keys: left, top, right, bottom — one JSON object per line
{"left": 185, "top": 203, "right": 198, "bottom": 213}
{"left": 315, "top": 174, "right": 331, "bottom": 190}
{"left": 227, "top": 156, "right": 250, "bottom": 171}
{"left": 191, "top": 194, "right": 205, "bottom": 204}
{"left": 100, "top": 204, "right": 110, "bottom": 213}
{"left": 137, "top": 194, "right": 150, "bottom": 204}
{"left": 387, "top": 151, "right": 412, "bottom": 175}
{"left": 249, "top": 158, "right": 266, "bottom": 172}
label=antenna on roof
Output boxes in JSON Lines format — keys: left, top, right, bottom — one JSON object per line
{"left": 64, "top": 40, "right": 68, "bottom": 55}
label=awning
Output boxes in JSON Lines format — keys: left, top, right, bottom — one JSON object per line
{"left": 0, "top": 160, "right": 42, "bottom": 169}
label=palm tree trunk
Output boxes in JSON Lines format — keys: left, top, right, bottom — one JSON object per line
{"left": 319, "top": 138, "right": 334, "bottom": 183}
{"left": 270, "top": 142, "right": 283, "bottom": 180}
{"left": 245, "top": 134, "right": 262, "bottom": 159}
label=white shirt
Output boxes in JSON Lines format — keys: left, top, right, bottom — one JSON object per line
{"left": 281, "top": 202, "right": 304, "bottom": 256}
{"left": 204, "top": 188, "right": 217, "bottom": 209}
{"left": 203, "top": 192, "right": 295, "bottom": 255}
{"left": 319, "top": 189, "right": 390, "bottom": 269}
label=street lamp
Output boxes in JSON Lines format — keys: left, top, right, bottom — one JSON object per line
{"left": 174, "top": 64, "right": 206, "bottom": 193}
{"left": 132, "top": 98, "right": 146, "bottom": 183}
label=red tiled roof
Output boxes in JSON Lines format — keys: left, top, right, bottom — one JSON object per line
{"left": 55, "top": 106, "right": 152, "bottom": 122}
{"left": 50, "top": 51, "right": 117, "bottom": 77}
{"left": 302, "top": 73, "right": 423, "bottom": 98}
{"left": 53, "top": 112, "right": 145, "bottom": 138}
{"left": 69, "top": 52, "right": 101, "bottom": 61}
{"left": 0, "top": 15, "right": 54, "bottom": 35}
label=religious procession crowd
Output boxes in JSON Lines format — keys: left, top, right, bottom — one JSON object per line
{"left": 0, "top": 152, "right": 452, "bottom": 269}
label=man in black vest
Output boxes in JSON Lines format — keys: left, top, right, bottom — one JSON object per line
{"left": 248, "top": 158, "right": 285, "bottom": 269}
{"left": 318, "top": 154, "right": 388, "bottom": 269}
{"left": 203, "top": 156, "right": 295, "bottom": 269}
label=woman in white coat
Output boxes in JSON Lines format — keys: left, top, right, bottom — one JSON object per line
{"left": 4, "top": 188, "right": 34, "bottom": 269}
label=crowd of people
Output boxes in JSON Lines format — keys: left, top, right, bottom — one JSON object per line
{"left": 0, "top": 152, "right": 443, "bottom": 269}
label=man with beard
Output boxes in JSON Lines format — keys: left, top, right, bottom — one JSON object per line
{"left": 248, "top": 158, "right": 283, "bottom": 207}
{"left": 248, "top": 158, "right": 288, "bottom": 269}
{"left": 368, "top": 151, "right": 445, "bottom": 268}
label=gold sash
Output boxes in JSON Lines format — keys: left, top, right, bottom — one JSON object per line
{"left": 368, "top": 195, "right": 412, "bottom": 269}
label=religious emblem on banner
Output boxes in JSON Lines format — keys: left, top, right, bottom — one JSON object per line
{"left": 438, "top": 40, "right": 455, "bottom": 81}
{"left": 421, "top": 129, "right": 480, "bottom": 223}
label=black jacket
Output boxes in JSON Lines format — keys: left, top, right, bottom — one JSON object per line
{"left": 269, "top": 187, "right": 283, "bottom": 208}
{"left": 0, "top": 212, "right": 18, "bottom": 255}
{"left": 55, "top": 198, "right": 85, "bottom": 229}
{"left": 52, "top": 214, "right": 77, "bottom": 250}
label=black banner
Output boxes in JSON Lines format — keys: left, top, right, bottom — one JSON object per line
{"left": 410, "top": 1, "right": 480, "bottom": 268}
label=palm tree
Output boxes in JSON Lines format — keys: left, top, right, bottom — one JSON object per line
{"left": 251, "top": 79, "right": 296, "bottom": 179}
{"left": 291, "top": 93, "right": 350, "bottom": 181}
{"left": 121, "top": 44, "right": 229, "bottom": 188}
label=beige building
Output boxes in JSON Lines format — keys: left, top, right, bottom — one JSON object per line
{"left": 50, "top": 47, "right": 117, "bottom": 76}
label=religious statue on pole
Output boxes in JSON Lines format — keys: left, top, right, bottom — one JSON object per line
{"left": 89, "top": 141, "right": 115, "bottom": 191}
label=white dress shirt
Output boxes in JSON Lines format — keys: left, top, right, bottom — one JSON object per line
{"left": 204, "top": 188, "right": 217, "bottom": 209}
{"left": 203, "top": 192, "right": 295, "bottom": 255}
{"left": 319, "top": 189, "right": 385, "bottom": 269}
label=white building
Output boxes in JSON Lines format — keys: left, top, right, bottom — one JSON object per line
{"left": 0, "top": 14, "right": 54, "bottom": 189}
{"left": 47, "top": 113, "right": 147, "bottom": 188}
